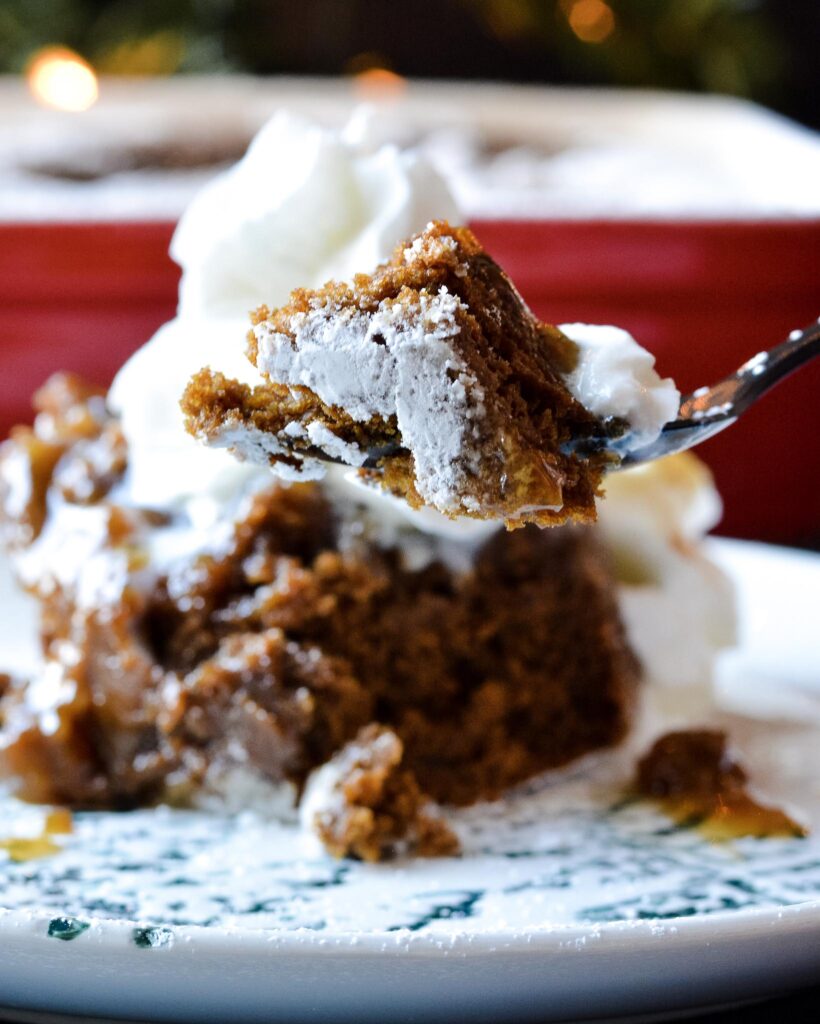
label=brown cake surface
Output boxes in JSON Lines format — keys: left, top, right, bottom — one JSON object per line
{"left": 183, "top": 221, "right": 617, "bottom": 529}
{"left": 0, "top": 374, "right": 639, "bottom": 858}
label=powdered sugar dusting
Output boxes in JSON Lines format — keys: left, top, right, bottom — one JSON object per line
{"left": 192, "top": 764, "right": 299, "bottom": 821}
{"left": 210, "top": 423, "right": 326, "bottom": 481}
{"left": 254, "top": 288, "right": 487, "bottom": 514}
{"left": 305, "top": 423, "right": 367, "bottom": 467}
{"left": 402, "top": 225, "right": 461, "bottom": 267}
{"left": 13, "top": 503, "right": 141, "bottom": 611}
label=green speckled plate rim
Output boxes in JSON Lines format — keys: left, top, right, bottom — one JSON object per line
{"left": 0, "top": 899, "right": 817, "bottom": 955}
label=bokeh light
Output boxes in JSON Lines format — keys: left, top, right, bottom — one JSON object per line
{"left": 352, "top": 67, "right": 407, "bottom": 98}
{"left": 566, "top": 0, "right": 616, "bottom": 45}
{"left": 26, "top": 46, "right": 98, "bottom": 112}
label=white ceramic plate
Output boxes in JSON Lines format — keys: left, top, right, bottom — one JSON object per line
{"left": 0, "top": 539, "right": 818, "bottom": 1024}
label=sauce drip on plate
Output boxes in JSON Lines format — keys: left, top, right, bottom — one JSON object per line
{"left": 635, "top": 729, "right": 807, "bottom": 841}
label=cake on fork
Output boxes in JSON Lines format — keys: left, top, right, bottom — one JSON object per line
{"left": 183, "top": 221, "right": 655, "bottom": 529}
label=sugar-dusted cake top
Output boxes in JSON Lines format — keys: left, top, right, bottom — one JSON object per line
{"left": 183, "top": 221, "right": 622, "bottom": 528}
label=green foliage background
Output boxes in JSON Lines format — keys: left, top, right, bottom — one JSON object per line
{"left": 0, "top": 0, "right": 814, "bottom": 124}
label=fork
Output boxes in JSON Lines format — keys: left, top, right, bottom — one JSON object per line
{"left": 299, "top": 319, "right": 820, "bottom": 472}
{"left": 569, "top": 318, "right": 820, "bottom": 467}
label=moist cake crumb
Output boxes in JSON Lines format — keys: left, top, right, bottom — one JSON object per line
{"left": 303, "top": 724, "right": 460, "bottom": 861}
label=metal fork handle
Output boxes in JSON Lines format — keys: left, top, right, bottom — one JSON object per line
{"left": 616, "top": 317, "right": 820, "bottom": 466}
{"left": 679, "top": 318, "right": 820, "bottom": 422}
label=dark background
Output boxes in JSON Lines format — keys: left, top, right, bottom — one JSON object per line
{"left": 0, "top": 5, "right": 818, "bottom": 1021}
{"left": 2, "top": 0, "right": 819, "bottom": 128}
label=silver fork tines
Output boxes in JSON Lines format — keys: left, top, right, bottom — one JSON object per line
{"left": 616, "top": 318, "right": 820, "bottom": 467}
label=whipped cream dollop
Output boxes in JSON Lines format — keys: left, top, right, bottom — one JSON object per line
{"left": 109, "top": 112, "right": 460, "bottom": 509}
{"left": 559, "top": 323, "right": 680, "bottom": 446}
{"left": 597, "top": 453, "right": 736, "bottom": 696}
{"left": 172, "top": 113, "right": 458, "bottom": 321}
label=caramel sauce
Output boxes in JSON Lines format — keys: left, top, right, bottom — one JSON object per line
{"left": 636, "top": 729, "right": 807, "bottom": 842}
{"left": 0, "top": 808, "right": 73, "bottom": 863}
{"left": 45, "top": 807, "right": 74, "bottom": 835}
{"left": 0, "top": 836, "right": 62, "bottom": 863}
{"left": 656, "top": 792, "right": 806, "bottom": 841}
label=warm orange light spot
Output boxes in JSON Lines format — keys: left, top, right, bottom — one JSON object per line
{"left": 352, "top": 68, "right": 407, "bottom": 99}
{"left": 26, "top": 46, "right": 99, "bottom": 112}
{"left": 567, "top": 0, "right": 616, "bottom": 44}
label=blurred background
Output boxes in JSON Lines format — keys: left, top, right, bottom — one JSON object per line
{"left": 1, "top": 0, "right": 819, "bottom": 127}
{"left": 0, "top": 0, "right": 819, "bottom": 545}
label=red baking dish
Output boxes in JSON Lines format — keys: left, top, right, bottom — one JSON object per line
{"left": 1, "top": 217, "right": 818, "bottom": 544}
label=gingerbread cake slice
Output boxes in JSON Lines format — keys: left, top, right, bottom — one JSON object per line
{"left": 182, "top": 221, "right": 622, "bottom": 528}
{"left": 0, "top": 373, "right": 639, "bottom": 861}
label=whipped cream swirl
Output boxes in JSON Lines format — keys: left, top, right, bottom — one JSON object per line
{"left": 109, "top": 112, "right": 460, "bottom": 509}
{"left": 109, "top": 111, "right": 679, "bottom": 540}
